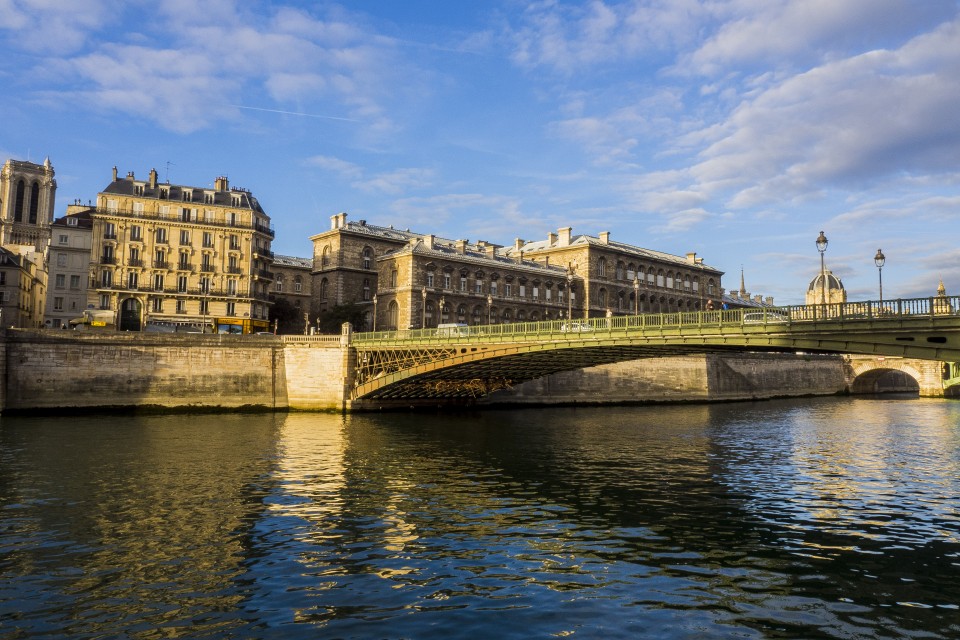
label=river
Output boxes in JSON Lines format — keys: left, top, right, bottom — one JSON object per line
{"left": 1, "top": 397, "right": 958, "bottom": 639}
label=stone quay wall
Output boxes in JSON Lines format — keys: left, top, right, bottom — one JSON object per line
{"left": 482, "top": 352, "right": 848, "bottom": 406}
{"left": 0, "top": 329, "right": 350, "bottom": 414}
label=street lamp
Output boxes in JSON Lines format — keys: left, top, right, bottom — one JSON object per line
{"left": 633, "top": 274, "right": 639, "bottom": 315}
{"left": 874, "top": 248, "right": 885, "bottom": 305}
{"left": 421, "top": 287, "right": 427, "bottom": 329}
{"left": 439, "top": 296, "right": 445, "bottom": 324}
{"left": 566, "top": 266, "right": 574, "bottom": 320}
{"left": 372, "top": 294, "right": 378, "bottom": 332}
{"left": 816, "top": 230, "right": 828, "bottom": 308}
{"left": 487, "top": 293, "right": 493, "bottom": 324}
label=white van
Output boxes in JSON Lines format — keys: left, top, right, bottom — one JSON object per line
{"left": 436, "top": 322, "right": 470, "bottom": 337}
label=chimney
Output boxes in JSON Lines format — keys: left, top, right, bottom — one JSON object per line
{"left": 514, "top": 238, "right": 524, "bottom": 251}
{"left": 112, "top": 166, "right": 118, "bottom": 182}
{"left": 424, "top": 234, "right": 434, "bottom": 250}
{"left": 686, "top": 252, "right": 697, "bottom": 264}
{"left": 485, "top": 245, "right": 496, "bottom": 259}
{"left": 599, "top": 231, "right": 610, "bottom": 244}
{"left": 330, "top": 212, "right": 348, "bottom": 230}
{"left": 456, "top": 239, "right": 468, "bottom": 254}
{"left": 754, "top": 295, "right": 762, "bottom": 303}
{"left": 516, "top": 250, "right": 523, "bottom": 264}
{"left": 149, "top": 168, "right": 158, "bottom": 189}
{"left": 548, "top": 232, "right": 557, "bottom": 246}
{"left": 214, "top": 176, "right": 229, "bottom": 191}
{"left": 558, "top": 227, "right": 572, "bottom": 246}
{"left": 765, "top": 296, "right": 774, "bottom": 305}
{"left": 126, "top": 171, "right": 135, "bottom": 180}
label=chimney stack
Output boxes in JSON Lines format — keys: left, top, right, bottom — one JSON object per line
{"left": 686, "top": 252, "right": 697, "bottom": 264}
{"left": 149, "top": 168, "right": 158, "bottom": 189}
{"left": 548, "top": 232, "right": 557, "bottom": 246}
{"left": 456, "top": 239, "right": 468, "bottom": 254}
{"left": 112, "top": 166, "right": 118, "bottom": 182}
{"left": 558, "top": 227, "right": 572, "bottom": 246}
{"left": 599, "top": 231, "right": 610, "bottom": 244}
{"left": 514, "top": 238, "right": 524, "bottom": 251}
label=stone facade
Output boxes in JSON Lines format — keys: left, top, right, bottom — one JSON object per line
{"left": 83, "top": 168, "right": 275, "bottom": 332}
{"left": 309, "top": 213, "right": 725, "bottom": 331}
{"left": 44, "top": 209, "right": 93, "bottom": 328}
{"left": 270, "top": 254, "right": 313, "bottom": 328}
{"left": 0, "top": 246, "right": 46, "bottom": 328}
{"left": 0, "top": 158, "right": 56, "bottom": 250}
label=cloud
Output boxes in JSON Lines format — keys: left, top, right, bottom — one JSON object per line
{"left": 305, "top": 155, "right": 363, "bottom": 180}
{"left": 0, "top": 0, "right": 111, "bottom": 54}
{"left": 354, "top": 168, "right": 435, "bottom": 195}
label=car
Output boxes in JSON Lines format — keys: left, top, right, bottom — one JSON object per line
{"left": 742, "top": 311, "right": 790, "bottom": 324}
{"left": 561, "top": 321, "right": 594, "bottom": 332}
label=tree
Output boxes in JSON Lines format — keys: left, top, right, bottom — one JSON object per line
{"left": 269, "top": 297, "right": 306, "bottom": 335}
{"left": 316, "top": 302, "right": 366, "bottom": 334}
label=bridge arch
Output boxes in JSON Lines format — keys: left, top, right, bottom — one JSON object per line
{"left": 843, "top": 356, "right": 938, "bottom": 396}
{"left": 849, "top": 367, "right": 920, "bottom": 395}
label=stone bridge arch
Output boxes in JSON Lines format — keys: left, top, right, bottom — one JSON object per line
{"left": 842, "top": 355, "right": 942, "bottom": 397}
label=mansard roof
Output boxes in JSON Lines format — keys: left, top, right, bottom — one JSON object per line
{"left": 101, "top": 176, "right": 265, "bottom": 214}
{"left": 380, "top": 238, "right": 568, "bottom": 279}
{"left": 272, "top": 254, "right": 312, "bottom": 269}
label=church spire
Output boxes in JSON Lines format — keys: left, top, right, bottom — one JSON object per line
{"left": 739, "top": 266, "right": 746, "bottom": 296}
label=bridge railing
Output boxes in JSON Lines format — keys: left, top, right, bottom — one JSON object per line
{"left": 351, "top": 296, "right": 960, "bottom": 345}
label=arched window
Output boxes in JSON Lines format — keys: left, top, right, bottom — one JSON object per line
{"left": 390, "top": 268, "right": 398, "bottom": 288}
{"left": 529, "top": 311, "right": 540, "bottom": 322}
{"left": 320, "top": 278, "right": 328, "bottom": 300}
{"left": 294, "top": 275, "right": 302, "bottom": 292}
{"left": 502, "top": 309, "right": 513, "bottom": 323}
{"left": 617, "top": 291, "right": 625, "bottom": 310}
{"left": 387, "top": 300, "right": 399, "bottom": 329}
{"left": 321, "top": 245, "right": 331, "bottom": 268}
{"left": 666, "top": 272, "right": 674, "bottom": 289}
{"left": 29, "top": 182, "right": 40, "bottom": 224}
{"left": 657, "top": 270, "right": 665, "bottom": 287}
{"left": 362, "top": 247, "right": 373, "bottom": 270}
{"left": 616, "top": 262, "right": 624, "bottom": 280}
{"left": 14, "top": 180, "right": 24, "bottom": 222}
{"left": 456, "top": 305, "right": 467, "bottom": 322}
{"left": 275, "top": 274, "right": 283, "bottom": 292}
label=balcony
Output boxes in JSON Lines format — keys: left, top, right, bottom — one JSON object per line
{"left": 177, "top": 263, "right": 193, "bottom": 272}
{"left": 153, "top": 260, "right": 169, "bottom": 269}
{"left": 200, "top": 264, "right": 215, "bottom": 273}
{"left": 227, "top": 266, "right": 242, "bottom": 274}
{"left": 254, "top": 248, "right": 274, "bottom": 259}
{"left": 255, "top": 269, "right": 274, "bottom": 280}
{"left": 128, "top": 258, "right": 144, "bottom": 268}
{"left": 99, "top": 255, "right": 116, "bottom": 265}
{"left": 103, "top": 233, "right": 117, "bottom": 241}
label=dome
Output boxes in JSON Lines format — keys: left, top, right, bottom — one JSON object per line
{"left": 808, "top": 269, "right": 844, "bottom": 292}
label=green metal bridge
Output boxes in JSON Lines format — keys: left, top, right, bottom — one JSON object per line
{"left": 349, "top": 297, "right": 960, "bottom": 402}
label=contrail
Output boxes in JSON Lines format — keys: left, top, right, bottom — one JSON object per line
{"left": 231, "top": 105, "right": 359, "bottom": 122}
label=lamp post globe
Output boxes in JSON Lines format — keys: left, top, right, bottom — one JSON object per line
{"left": 874, "top": 248, "right": 885, "bottom": 305}
{"left": 816, "top": 231, "right": 828, "bottom": 307}
{"left": 566, "top": 267, "right": 574, "bottom": 321}
{"left": 633, "top": 274, "right": 639, "bottom": 315}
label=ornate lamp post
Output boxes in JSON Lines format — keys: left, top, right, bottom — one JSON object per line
{"left": 874, "top": 248, "right": 885, "bottom": 306}
{"left": 633, "top": 274, "right": 640, "bottom": 315}
{"left": 439, "top": 296, "right": 445, "bottom": 324}
{"left": 487, "top": 293, "right": 493, "bottom": 324}
{"left": 421, "top": 287, "right": 427, "bottom": 329}
{"left": 566, "top": 267, "right": 574, "bottom": 321}
{"left": 372, "top": 294, "right": 377, "bottom": 332}
{"left": 816, "top": 230, "right": 828, "bottom": 308}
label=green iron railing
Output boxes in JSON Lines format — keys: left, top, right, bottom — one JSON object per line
{"left": 352, "top": 296, "right": 960, "bottom": 346}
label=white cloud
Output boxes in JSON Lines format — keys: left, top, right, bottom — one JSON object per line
{"left": 355, "top": 168, "right": 434, "bottom": 195}
{"left": 0, "top": 0, "right": 111, "bottom": 54}
{"left": 305, "top": 155, "right": 363, "bottom": 179}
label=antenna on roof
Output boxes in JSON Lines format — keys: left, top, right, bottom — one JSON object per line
{"left": 165, "top": 161, "right": 175, "bottom": 183}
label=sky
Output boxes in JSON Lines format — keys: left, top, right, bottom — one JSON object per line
{"left": 2, "top": 0, "right": 959, "bottom": 305}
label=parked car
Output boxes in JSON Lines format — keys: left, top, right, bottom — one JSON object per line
{"left": 561, "top": 321, "right": 594, "bottom": 332}
{"left": 436, "top": 323, "right": 470, "bottom": 337}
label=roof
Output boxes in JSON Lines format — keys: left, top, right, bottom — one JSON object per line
{"left": 52, "top": 210, "right": 94, "bottom": 229}
{"left": 101, "top": 176, "right": 265, "bottom": 214}
{"left": 272, "top": 254, "right": 312, "bottom": 268}
{"left": 381, "top": 238, "right": 570, "bottom": 280}
{"left": 807, "top": 269, "right": 845, "bottom": 292}
{"left": 506, "top": 233, "right": 723, "bottom": 274}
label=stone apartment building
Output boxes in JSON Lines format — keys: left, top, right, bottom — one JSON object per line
{"left": 0, "top": 246, "right": 46, "bottom": 328}
{"left": 82, "top": 167, "right": 275, "bottom": 332}
{"left": 44, "top": 209, "right": 93, "bottom": 328}
{"left": 270, "top": 254, "right": 313, "bottom": 327}
{"left": 309, "top": 213, "right": 724, "bottom": 331}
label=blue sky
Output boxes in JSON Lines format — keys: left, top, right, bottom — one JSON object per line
{"left": 2, "top": 0, "right": 959, "bottom": 305}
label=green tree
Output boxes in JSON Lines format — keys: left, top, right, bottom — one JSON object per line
{"left": 317, "top": 303, "right": 366, "bottom": 334}
{"left": 269, "top": 297, "right": 307, "bottom": 335}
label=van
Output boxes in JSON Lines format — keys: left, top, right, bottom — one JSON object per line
{"left": 436, "top": 322, "right": 470, "bottom": 337}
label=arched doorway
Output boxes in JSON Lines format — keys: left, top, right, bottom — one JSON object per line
{"left": 119, "top": 298, "right": 142, "bottom": 331}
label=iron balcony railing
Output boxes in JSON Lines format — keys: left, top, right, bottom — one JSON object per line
{"left": 352, "top": 296, "right": 960, "bottom": 345}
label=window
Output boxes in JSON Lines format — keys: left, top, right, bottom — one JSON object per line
{"left": 475, "top": 280, "right": 483, "bottom": 294}
{"left": 128, "top": 272, "right": 138, "bottom": 289}
{"left": 320, "top": 278, "right": 328, "bottom": 300}
{"left": 101, "top": 270, "right": 112, "bottom": 287}
{"left": 199, "top": 299, "right": 209, "bottom": 314}
{"left": 597, "top": 258, "right": 606, "bottom": 277}
{"left": 444, "top": 274, "right": 451, "bottom": 289}
{"left": 294, "top": 276, "right": 302, "bottom": 292}
{"left": 362, "top": 247, "right": 373, "bottom": 269}
{"left": 229, "top": 234, "right": 240, "bottom": 250}
{"left": 177, "top": 275, "right": 188, "bottom": 293}
{"left": 130, "top": 225, "right": 142, "bottom": 241}
{"left": 519, "top": 285, "right": 526, "bottom": 298}
{"left": 69, "top": 275, "right": 80, "bottom": 289}
{"left": 153, "top": 273, "right": 164, "bottom": 290}
{"left": 181, "top": 207, "right": 192, "bottom": 221}
{"left": 505, "top": 283, "right": 512, "bottom": 297}
{"left": 57, "top": 253, "right": 67, "bottom": 267}
{"left": 227, "top": 279, "right": 237, "bottom": 295}
{"left": 321, "top": 245, "right": 331, "bottom": 267}
{"left": 99, "top": 294, "right": 110, "bottom": 309}
{"left": 155, "top": 228, "right": 167, "bottom": 243}
{"left": 363, "top": 278, "right": 370, "bottom": 301}
{"left": 176, "top": 300, "right": 186, "bottom": 314}
{"left": 226, "top": 302, "right": 236, "bottom": 316}
{"left": 133, "top": 201, "right": 144, "bottom": 215}
{"left": 275, "top": 275, "right": 283, "bottom": 292}
{"left": 179, "top": 252, "right": 190, "bottom": 270}
{"left": 491, "top": 281, "right": 498, "bottom": 295}
{"left": 460, "top": 276, "right": 467, "bottom": 292}
{"left": 426, "top": 272, "right": 434, "bottom": 287}
{"left": 152, "top": 297, "right": 164, "bottom": 312}
{"left": 58, "top": 234, "right": 68, "bottom": 245}
{"left": 199, "top": 277, "right": 210, "bottom": 294}
{"left": 203, "top": 232, "right": 214, "bottom": 248}
{"left": 391, "top": 269, "right": 398, "bottom": 288}
{"left": 598, "top": 288, "right": 607, "bottom": 307}
{"left": 53, "top": 297, "right": 63, "bottom": 311}
{"left": 533, "top": 286, "right": 539, "bottom": 300}
{"left": 180, "top": 230, "right": 190, "bottom": 245}
{"left": 104, "top": 222, "right": 116, "bottom": 239}
{"left": 55, "top": 274, "right": 65, "bottom": 288}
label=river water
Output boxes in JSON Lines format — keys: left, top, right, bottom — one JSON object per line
{"left": 1, "top": 397, "right": 959, "bottom": 639}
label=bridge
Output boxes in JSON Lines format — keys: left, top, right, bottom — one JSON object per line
{"left": 348, "top": 296, "right": 960, "bottom": 403}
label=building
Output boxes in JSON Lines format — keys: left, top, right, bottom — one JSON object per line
{"left": 80, "top": 167, "right": 275, "bottom": 332}
{"left": 506, "top": 227, "right": 723, "bottom": 317}
{"left": 806, "top": 268, "right": 847, "bottom": 306}
{"left": 310, "top": 213, "right": 724, "bottom": 331}
{"left": 1, "top": 158, "right": 57, "bottom": 250}
{"left": 270, "top": 254, "right": 313, "bottom": 328}
{"left": 44, "top": 208, "right": 93, "bottom": 328}
{"left": 0, "top": 245, "right": 46, "bottom": 328}
{"left": 722, "top": 268, "right": 775, "bottom": 310}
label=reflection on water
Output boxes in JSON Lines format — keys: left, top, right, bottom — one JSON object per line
{"left": 1, "top": 398, "right": 959, "bottom": 639}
